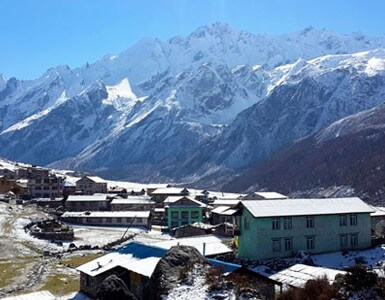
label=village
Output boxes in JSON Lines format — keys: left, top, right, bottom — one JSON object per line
{"left": 2, "top": 162, "right": 385, "bottom": 299}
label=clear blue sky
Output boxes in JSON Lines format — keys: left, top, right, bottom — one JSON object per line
{"left": 1, "top": 0, "right": 385, "bottom": 80}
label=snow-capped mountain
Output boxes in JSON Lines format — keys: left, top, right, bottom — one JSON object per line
{"left": 184, "top": 49, "right": 385, "bottom": 176}
{"left": 1, "top": 23, "right": 385, "bottom": 185}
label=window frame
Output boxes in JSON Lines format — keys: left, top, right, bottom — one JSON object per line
{"left": 340, "top": 234, "right": 348, "bottom": 249}
{"left": 272, "top": 238, "right": 281, "bottom": 252}
{"left": 350, "top": 214, "right": 358, "bottom": 226}
{"left": 339, "top": 215, "right": 347, "bottom": 227}
{"left": 306, "top": 216, "right": 314, "bottom": 228}
{"left": 350, "top": 233, "right": 358, "bottom": 247}
{"left": 191, "top": 211, "right": 199, "bottom": 219}
{"left": 272, "top": 217, "right": 280, "bottom": 230}
{"left": 306, "top": 236, "right": 315, "bottom": 250}
{"left": 284, "top": 217, "right": 292, "bottom": 230}
{"left": 284, "top": 237, "right": 293, "bottom": 251}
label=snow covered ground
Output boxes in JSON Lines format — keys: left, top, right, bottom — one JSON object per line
{"left": 312, "top": 245, "right": 385, "bottom": 270}
{"left": 0, "top": 201, "right": 175, "bottom": 298}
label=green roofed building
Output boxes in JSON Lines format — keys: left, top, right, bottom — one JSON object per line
{"left": 235, "top": 197, "right": 374, "bottom": 260}
{"left": 165, "top": 196, "right": 206, "bottom": 229}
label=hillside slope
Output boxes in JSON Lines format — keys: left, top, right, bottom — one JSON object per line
{"left": 223, "top": 104, "right": 385, "bottom": 203}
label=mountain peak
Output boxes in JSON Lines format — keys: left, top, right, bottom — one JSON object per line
{"left": 189, "top": 22, "right": 236, "bottom": 38}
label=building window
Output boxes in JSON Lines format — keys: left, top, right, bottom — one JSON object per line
{"left": 171, "top": 211, "right": 178, "bottom": 218}
{"left": 181, "top": 211, "right": 188, "bottom": 219}
{"left": 306, "top": 216, "right": 314, "bottom": 228}
{"left": 339, "top": 215, "right": 347, "bottom": 226}
{"left": 284, "top": 217, "right": 292, "bottom": 230}
{"left": 136, "top": 218, "right": 142, "bottom": 223}
{"left": 340, "top": 234, "right": 348, "bottom": 249}
{"left": 284, "top": 237, "right": 293, "bottom": 251}
{"left": 244, "top": 217, "right": 250, "bottom": 230}
{"left": 171, "top": 221, "right": 179, "bottom": 228}
{"left": 106, "top": 218, "right": 112, "bottom": 223}
{"left": 36, "top": 179, "right": 41, "bottom": 184}
{"left": 116, "top": 218, "right": 122, "bottom": 223}
{"left": 191, "top": 211, "right": 199, "bottom": 218}
{"left": 350, "top": 214, "right": 358, "bottom": 226}
{"left": 272, "top": 217, "right": 280, "bottom": 230}
{"left": 306, "top": 236, "right": 315, "bottom": 250}
{"left": 272, "top": 239, "right": 281, "bottom": 252}
{"left": 350, "top": 233, "right": 358, "bottom": 247}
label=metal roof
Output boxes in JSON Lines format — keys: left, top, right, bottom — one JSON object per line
{"left": 66, "top": 195, "right": 109, "bottom": 201}
{"left": 62, "top": 211, "right": 151, "bottom": 218}
{"left": 212, "top": 199, "right": 241, "bottom": 206}
{"left": 370, "top": 206, "right": 385, "bottom": 217}
{"left": 164, "top": 196, "right": 206, "bottom": 207}
{"left": 242, "top": 197, "right": 374, "bottom": 218}
{"left": 242, "top": 192, "right": 288, "bottom": 200}
{"left": 151, "top": 235, "right": 232, "bottom": 256}
{"left": 269, "top": 264, "right": 346, "bottom": 288}
{"left": 211, "top": 206, "right": 232, "bottom": 214}
{"left": 77, "top": 241, "right": 238, "bottom": 278}
{"left": 110, "top": 197, "right": 154, "bottom": 205}
{"left": 151, "top": 187, "right": 189, "bottom": 194}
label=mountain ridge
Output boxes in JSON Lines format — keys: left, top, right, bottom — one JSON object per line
{"left": 1, "top": 24, "right": 385, "bottom": 190}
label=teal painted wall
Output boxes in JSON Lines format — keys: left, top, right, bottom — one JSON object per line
{"left": 237, "top": 209, "right": 372, "bottom": 260}
{"left": 167, "top": 207, "right": 204, "bottom": 229}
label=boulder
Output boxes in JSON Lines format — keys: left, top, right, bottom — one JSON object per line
{"left": 148, "top": 245, "right": 209, "bottom": 299}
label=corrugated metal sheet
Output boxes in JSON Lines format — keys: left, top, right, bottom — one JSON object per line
{"left": 269, "top": 264, "right": 346, "bottom": 288}
{"left": 242, "top": 197, "right": 374, "bottom": 218}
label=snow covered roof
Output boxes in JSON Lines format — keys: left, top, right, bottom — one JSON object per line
{"left": 77, "top": 176, "right": 107, "bottom": 183}
{"left": 152, "top": 187, "right": 189, "bottom": 195}
{"left": 110, "top": 197, "right": 154, "bottom": 205}
{"left": 164, "top": 196, "right": 206, "bottom": 207}
{"left": 173, "top": 222, "right": 214, "bottom": 230}
{"left": 2, "top": 291, "right": 56, "bottom": 300}
{"left": 146, "top": 184, "right": 170, "bottom": 189}
{"left": 151, "top": 235, "right": 232, "bottom": 256}
{"left": 269, "top": 264, "right": 346, "bottom": 288}
{"left": 242, "top": 192, "right": 288, "bottom": 200}
{"left": 212, "top": 199, "right": 241, "bottom": 206}
{"left": 210, "top": 192, "right": 244, "bottom": 200}
{"left": 62, "top": 211, "right": 151, "bottom": 218}
{"left": 77, "top": 242, "right": 166, "bottom": 277}
{"left": 242, "top": 197, "right": 374, "bottom": 218}
{"left": 211, "top": 206, "right": 232, "bottom": 214}
{"left": 221, "top": 209, "right": 238, "bottom": 216}
{"left": 370, "top": 206, "right": 385, "bottom": 217}
{"left": 66, "top": 195, "right": 109, "bottom": 202}
{"left": 77, "top": 241, "right": 239, "bottom": 278}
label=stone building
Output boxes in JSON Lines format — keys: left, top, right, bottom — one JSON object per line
{"left": 61, "top": 211, "right": 151, "bottom": 227}
{"left": 65, "top": 194, "right": 112, "bottom": 211}
{"left": 76, "top": 176, "right": 108, "bottom": 195}
{"left": 27, "top": 174, "right": 63, "bottom": 199}
{"left": 110, "top": 196, "right": 155, "bottom": 211}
